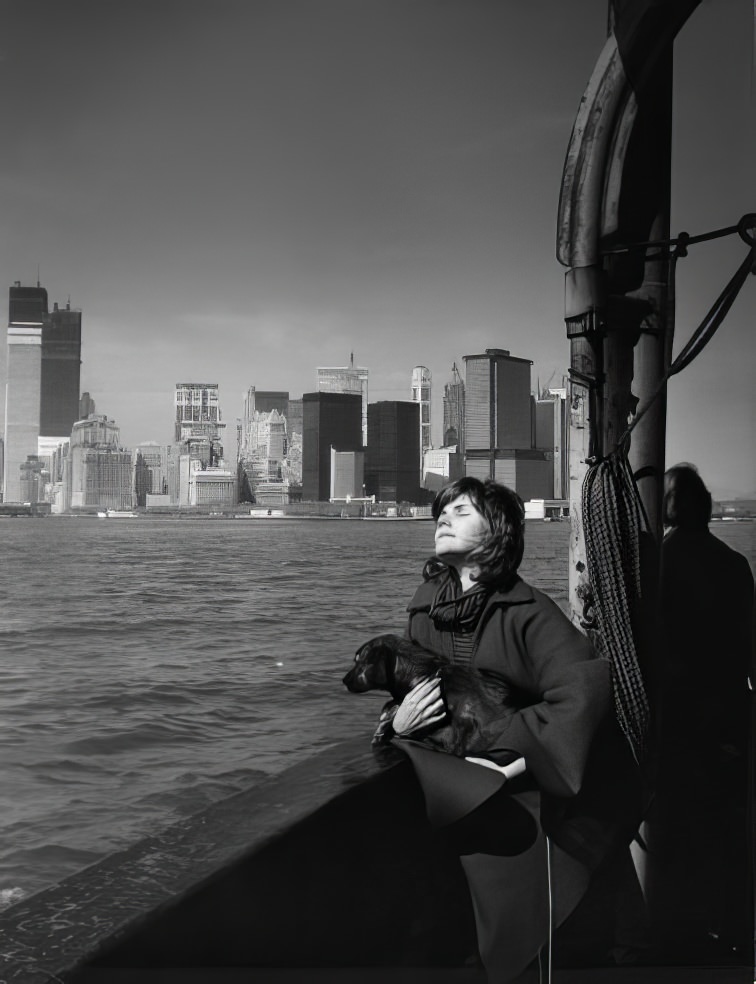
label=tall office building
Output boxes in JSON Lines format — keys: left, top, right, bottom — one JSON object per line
{"left": 240, "top": 389, "right": 294, "bottom": 500}
{"left": 287, "top": 398, "right": 303, "bottom": 440}
{"left": 8, "top": 283, "right": 48, "bottom": 326}
{"left": 4, "top": 281, "right": 82, "bottom": 500}
{"left": 534, "top": 388, "right": 569, "bottom": 499}
{"left": 464, "top": 349, "right": 532, "bottom": 455}
{"left": 69, "top": 415, "right": 132, "bottom": 510}
{"left": 241, "top": 387, "right": 289, "bottom": 455}
{"left": 443, "top": 363, "right": 465, "bottom": 452}
{"left": 243, "top": 409, "right": 288, "bottom": 481}
{"left": 41, "top": 300, "right": 82, "bottom": 438}
{"left": 330, "top": 448, "right": 365, "bottom": 500}
{"left": 4, "top": 324, "right": 42, "bottom": 502}
{"left": 365, "top": 401, "right": 420, "bottom": 504}
{"left": 6, "top": 283, "right": 82, "bottom": 436}
{"left": 410, "top": 367, "right": 432, "bottom": 469}
{"left": 302, "top": 392, "right": 362, "bottom": 501}
{"left": 174, "top": 383, "right": 226, "bottom": 457}
{"left": 285, "top": 398, "right": 304, "bottom": 487}
{"left": 133, "top": 442, "right": 168, "bottom": 505}
{"left": 464, "top": 349, "right": 550, "bottom": 497}
{"left": 317, "top": 356, "right": 369, "bottom": 446}
{"left": 3, "top": 284, "right": 47, "bottom": 501}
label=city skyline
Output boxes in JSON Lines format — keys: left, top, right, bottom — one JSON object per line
{"left": 1, "top": 0, "right": 753, "bottom": 498}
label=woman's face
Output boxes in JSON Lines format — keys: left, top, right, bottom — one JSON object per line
{"left": 434, "top": 493, "right": 490, "bottom": 565}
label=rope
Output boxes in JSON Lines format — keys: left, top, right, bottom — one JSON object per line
{"left": 582, "top": 451, "right": 649, "bottom": 763}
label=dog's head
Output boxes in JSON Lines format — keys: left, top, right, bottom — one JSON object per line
{"left": 342, "top": 634, "right": 403, "bottom": 695}
{"left": 343, "top": 633, "right": 446, "bottom": 701}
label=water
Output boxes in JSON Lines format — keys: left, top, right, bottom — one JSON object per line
{"left": 0, "top": 517, "right": 752, "bottom": 909}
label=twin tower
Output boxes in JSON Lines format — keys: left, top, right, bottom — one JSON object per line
{"left": 2, "top": 283, "right": 81, "bottom": 502}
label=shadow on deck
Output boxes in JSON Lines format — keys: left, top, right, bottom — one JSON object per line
{"left": 0, "top": 738, "right": 751, "bottom": 984}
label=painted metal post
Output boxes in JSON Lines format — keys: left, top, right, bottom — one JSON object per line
{"left": 556, "top": 0, "right": 702, "bottom": 921}
{"left": 557, "top": 0, "right": 699, "bottom": 631}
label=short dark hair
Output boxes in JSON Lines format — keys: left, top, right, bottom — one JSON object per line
{"left": 431, "top": 476, "right": 525, "bottom": 588}
{"left": 663, "top": 463, "right": 712, "bottom": 530}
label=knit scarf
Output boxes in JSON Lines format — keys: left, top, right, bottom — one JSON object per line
{"left": 428, "top": 570, "right": 490, "bottom": 632}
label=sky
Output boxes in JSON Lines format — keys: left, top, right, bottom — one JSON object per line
{"left": 1, "top": 0, "right": 753, "bottom": 498}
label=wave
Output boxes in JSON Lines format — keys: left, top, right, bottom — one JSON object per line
{"left": 0, "top": 886, "right": 25, "bottom": 911}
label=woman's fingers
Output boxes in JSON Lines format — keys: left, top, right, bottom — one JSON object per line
{"left": 405, "top": 676, "right": 442, "bottom": 707}
{"left": 393, "top": 677, "right": 446, "bottom": 735}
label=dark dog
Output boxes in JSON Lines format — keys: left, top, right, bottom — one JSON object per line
{"left": 343, "top": 633, "right": 516, "bottom": 756}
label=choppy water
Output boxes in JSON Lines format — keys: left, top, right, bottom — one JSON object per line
{"left": 0, "top": 516, "right": 752, "bottom": 909}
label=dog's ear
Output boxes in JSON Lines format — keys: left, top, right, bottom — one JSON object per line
{"left": 353, "top": 639, "right": 392, "bottom": 691}
{"left": 369, "top": 643, "right": 392, "bottom": 689}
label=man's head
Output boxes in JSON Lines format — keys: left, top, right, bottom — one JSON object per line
{"left": 663, "top": 463, "right": 712, "bottom": 531}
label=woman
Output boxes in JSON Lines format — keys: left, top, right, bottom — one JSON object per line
{"left": 379, "top": 477, "right": 642, "bottom": 983}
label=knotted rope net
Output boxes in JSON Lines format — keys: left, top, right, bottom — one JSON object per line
{"left": 582, "top": 451, "right": 649, "bottom": 763}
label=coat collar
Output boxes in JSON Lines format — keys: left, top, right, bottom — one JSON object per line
{"left": 407, "top": 565, "right": 535, "bottom": 613}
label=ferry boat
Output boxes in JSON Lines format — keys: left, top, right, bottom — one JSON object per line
{"left": 96, "top": 509, "right": 139, "bottom": 519}
{"left": 0, "top": 4, "right": 752, "bottom": 983}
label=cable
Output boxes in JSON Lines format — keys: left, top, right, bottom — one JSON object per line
{"left": 600, "top": 215, "right": 753, "bottom": 256}
{"left": 618, "top": 240, "right": 755, "bottom": 449}
{"left": 545, "top": 835, "right": 554, "bottom": 984}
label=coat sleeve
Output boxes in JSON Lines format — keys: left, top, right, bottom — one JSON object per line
{"left": 481, "top": 599, "right": 613, "bottom": 799}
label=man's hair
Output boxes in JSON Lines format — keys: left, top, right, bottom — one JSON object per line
{"left": 663, "top": 463, "right": 712, "bottom": 530}
{"left": 432, "top": 476, "right": 525, "bottom": 588}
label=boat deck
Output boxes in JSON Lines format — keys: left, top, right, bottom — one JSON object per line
{"left": 0, "top": 739, "right": 752, "bottom": 984}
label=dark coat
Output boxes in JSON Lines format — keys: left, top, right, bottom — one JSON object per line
{"left": 398, "top": 568, "right": 643, "bottom": 981}
{"left": 659, "top": 526, "right": 754, "bottom": 760}
{"left": 404, "top": 569, "right": 641, "bottom": 869}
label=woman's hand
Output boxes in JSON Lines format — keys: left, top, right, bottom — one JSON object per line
{"left": 392, "top": 676, "right": 446, "bottom": 736}
{"left": 465, "top": 756, "right": 527, "bottom": 780}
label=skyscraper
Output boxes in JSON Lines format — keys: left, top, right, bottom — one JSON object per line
{"left": 133, "top": 442, "right": 168, "bottom": 505}
{"left": 534, "top": 387, "right": 569, "bottom": 499}
{"left": 443, "top": 363, "right": 465, "bottom": 452}
{"left": 330, "top": 448, "right": 365, "bottom": 500}
{"left": 8, "top": 283, "right": 48, "bottom": 326}
{"left": 40, "top": 300, "right": 82, "bottom": 438}
{"left": 4, "top": 284, "right": 45, "bottom": 500}
{"left": 3, "top": 324, "right": 42, "bottom": 502}
{"left": 241, "top": 388, "right": 289, "bottom": 455}
{"left": 3, "top": 281, "right": 82, "bottom": 500}
{"left": 287, "top": 398, "right": 303, "bottom": 440}
{"left": 463, "top": 348, "right": 535, "bottom": 486}
{"left": 410, "top": 366, "right": 432, "bottom": 469}
{"left": 302, "top": 392, "right": 362, "bottom": 501}
{"left": 69, "top": 415, "right": 132, "bottom": 511}
{"left": 174, "top": 383, "right": 226, "bottom": 459}
{"left": 6, "top": 283, "right": 82, "bottom": 438}
{"left": 365, "top": 401, "right": 420, "bottom": 504}
{"left": 317, "top": 355, "right": 369, "bottom": 446}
